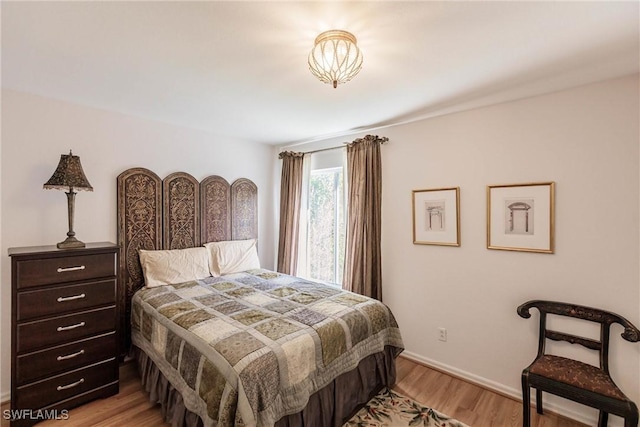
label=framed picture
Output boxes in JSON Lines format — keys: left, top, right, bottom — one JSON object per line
{"left": 487, "top": 182, "right": 555, "bottom": 253}
{"left": 412, "top": 187, "right": 460, "bottom": 246}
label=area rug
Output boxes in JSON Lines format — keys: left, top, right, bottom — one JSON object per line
{"left": 344, "top": 388, "right": 469, "bottom": 427}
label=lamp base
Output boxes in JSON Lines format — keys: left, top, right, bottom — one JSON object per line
{"left": 57, "top": 236, "right": 86, "bottom": 249}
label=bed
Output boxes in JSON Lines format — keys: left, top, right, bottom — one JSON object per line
{"left": 117, "top": 168, "right": 404, "bottom": 427}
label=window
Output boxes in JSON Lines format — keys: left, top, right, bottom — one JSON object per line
{"left": 307, "top": 167, "right": 345, "bottom": 284}
{"left": 297, "top": 150, "right": 347, "bottom": 286}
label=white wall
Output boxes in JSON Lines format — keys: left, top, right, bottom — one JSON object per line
{"left": 0, "top": 89, "right": 277, "bottom": 401}
{"left": 283, "top": 75, "right": 640, "bottom": 425}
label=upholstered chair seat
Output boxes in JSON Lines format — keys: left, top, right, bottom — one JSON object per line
{"left": 528, "top": 355, "right": 626, "bottom": 400}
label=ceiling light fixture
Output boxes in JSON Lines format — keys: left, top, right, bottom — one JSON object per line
{"left": 308, "top": 30, "right": 363, "bottom": 89}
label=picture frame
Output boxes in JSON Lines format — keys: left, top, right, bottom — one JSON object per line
{"left": 487, "top": 182, "right": 555, "bottom": 253}
{"left": 412, "top": 187, "right": 460, "bottom": 246}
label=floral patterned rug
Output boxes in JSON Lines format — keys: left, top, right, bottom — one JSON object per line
{"left": 344, "top": 388, "right": 469, "bottom": 427}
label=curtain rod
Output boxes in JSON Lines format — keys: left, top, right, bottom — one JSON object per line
{"left": 282, "top": 136, "right": 389, "bottom": 156}
{"left": 302, "top": 144, "right": 347, "bottom": 155}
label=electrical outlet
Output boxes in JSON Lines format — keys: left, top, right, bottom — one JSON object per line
{"left": 438, "top": 327, "right": 447, "bottom": 342}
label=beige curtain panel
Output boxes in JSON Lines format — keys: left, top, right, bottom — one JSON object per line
{"left": 343, "top": 135, "right": 387, "bottom": 300}
{"left": 277, "top": 151, "right": 305, "bottom": 275}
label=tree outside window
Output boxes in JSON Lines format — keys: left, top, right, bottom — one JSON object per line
{"left": 307, "top": 167, "right": 345, "bottom": 285}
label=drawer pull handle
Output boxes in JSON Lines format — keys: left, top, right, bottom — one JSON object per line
{"left": 57, "top": 349, "right": 85, "bottom": 361}
{"left": 57, "top": 293, "right": 86, "bottom": 302}
{"left": 57, "top": 321, "right": 85, "bottom": 332}
{"left": 57, "top": 378, "right": 84, "bottom": 391}
{"left": 57, "top": 265, "right": 86, "bottom": 273}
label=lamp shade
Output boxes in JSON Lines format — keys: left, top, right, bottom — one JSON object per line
{"left": 308, "top": 30, "right": 363, "bottom": 88}
{"left": 43, "top": 151, "right": 93, "bottom": 192}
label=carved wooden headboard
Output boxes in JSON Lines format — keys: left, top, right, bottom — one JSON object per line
{"left": 116, "top": 167, "right": 258, "bottom": 353}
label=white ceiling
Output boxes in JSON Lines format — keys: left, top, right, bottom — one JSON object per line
{"left": 2, "top": 1, "right": 639, "bottom": 146}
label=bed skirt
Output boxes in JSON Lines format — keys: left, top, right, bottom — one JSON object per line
{"left": 134, "top": 345, "right": 400, "bottom": 427}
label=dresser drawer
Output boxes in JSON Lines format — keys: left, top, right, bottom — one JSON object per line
{"left": 17, "top": 279, "right": 116, "bottom": 321}
{"left": 16, "top": 332, "right": 117, "bottom": 384}
{"left": 17, "top": 306, "right": 116, "bottom": 353}
{"left": 15, "top": 358, "right": 118, "bottom": 410}
{"left": 15, "top": 253, "right": 116, "bottom": 289}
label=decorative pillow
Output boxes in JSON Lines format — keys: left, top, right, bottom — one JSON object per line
{"left": 203, "top": 239, "right": 260, "bottom": 276}
{"left": 139, "top": 247, "right": 210, "bottom": 288}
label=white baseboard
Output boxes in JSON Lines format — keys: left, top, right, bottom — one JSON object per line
{"left": 1, "top": 391, "right": 10, "bottom": 404}
{"left": 400, "top": 350, "right": 604, "bottom": 427}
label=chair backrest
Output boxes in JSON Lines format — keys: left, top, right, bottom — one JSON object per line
{"left": 518, "top": 300, "right": 640, "bottom": 374}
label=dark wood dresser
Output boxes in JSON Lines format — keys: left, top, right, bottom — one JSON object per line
{"left": 8, "top": 242, "right": 119, "bottom": 426}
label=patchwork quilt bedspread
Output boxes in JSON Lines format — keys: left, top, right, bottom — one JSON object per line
{"left": 131, "top": 269, "right": 404, "bottom": 427}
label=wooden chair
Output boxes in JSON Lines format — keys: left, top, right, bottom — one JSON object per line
{"left": 518, "top": 300, "right": 640, "bottom": 427}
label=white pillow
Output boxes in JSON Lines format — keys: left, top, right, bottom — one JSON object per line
{"left": 139, "top": 247, "right": 211, "bottom": 288}
{"left": 203, "top": 239, "right": 260, "bottom": 276}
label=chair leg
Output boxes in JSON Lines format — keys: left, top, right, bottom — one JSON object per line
{"left": 598, "top": 411, "right": 608, "bottom": 427}
{"left": 536, "top": 389, "right": 543, "bottom": 414}
{"left": 625, "top": 410, "right": 638, "bottom": 427}
{"left": 521, "top": 375, "right": 530, "bottom": 427}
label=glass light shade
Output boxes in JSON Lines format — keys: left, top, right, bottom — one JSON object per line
{"left": 308, "top": 30, "right": 363, "bottom": 88}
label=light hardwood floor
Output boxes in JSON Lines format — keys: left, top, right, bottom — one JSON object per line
{"left": 393, "top": 357, "right": 587, "bottom": 427}
{"left": 1, "top": 356, "right": 588, "bottom": 427}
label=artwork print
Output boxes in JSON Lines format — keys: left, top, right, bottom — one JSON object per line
{"left": 424, "top": 199, "right": 446, "bottom": 232}
{"left": 504, "top": 198, "right": 534, "bottom": 235}
{"left": 487, "top": 182, "right": 554, "bottom": 253}
{"left": 412, "top": 188, "right": 460, "bottom": 246}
